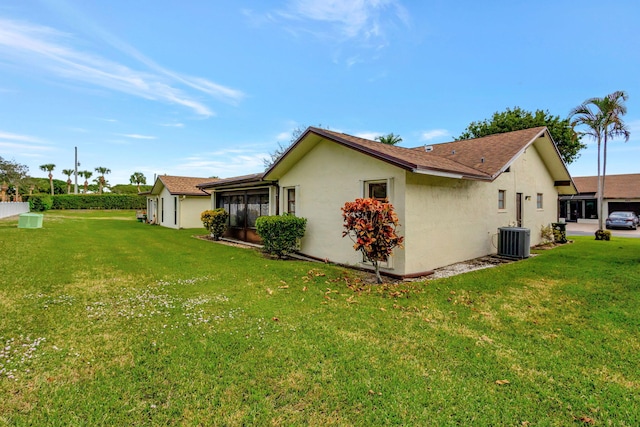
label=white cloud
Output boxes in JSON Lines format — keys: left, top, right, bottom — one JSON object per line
{"left": 0, "top": 17, "right": 244, "bottom": 117}
{"left": 283, "top": 0, "right": 408, "bottom": 39}
{"left": 276, "top": 0, "right": 411, "bottom": 52}
{"left": 0, "top": 131, "right": 45, "bottom": 143}
{"left": 420, "top": 129, "right": 449, "bottom": 141}
{"left": 355, "top": 131, "right": 381, "bottom": 140}
{"left": 0, "top": 131, "right": 54, "bottom": 161}
{"left": 160, "top": 123, "right": 184, "bottom": 128}
{"left": 119, "top": 134, "right": 157, "bottom": 140}
{"left": 0, "top": 141, "right": 52, "bottom": 151}
{"left": 177, "top": 152, "right": 267, "bottom": 178}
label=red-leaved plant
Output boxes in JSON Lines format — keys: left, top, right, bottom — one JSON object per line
{"left": 341, "top": 198, "right": 404, "bottom": 284}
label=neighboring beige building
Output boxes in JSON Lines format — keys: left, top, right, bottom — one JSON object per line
{"left": 258, "top": 126, "right": 576, "bottom": 278}
{"left": 142, "top": 175, "right": 213, "bottom": 229}
{"left": 559, "top": 173, "right": 640, "bottom": 223}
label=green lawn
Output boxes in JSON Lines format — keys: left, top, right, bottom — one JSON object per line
{"left": 1, "top": 210, "right": 638, "bottom": 426}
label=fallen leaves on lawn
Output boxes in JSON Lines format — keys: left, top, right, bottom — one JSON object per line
{"left": 495, "top": 379, "right": 510, "bottom": 385}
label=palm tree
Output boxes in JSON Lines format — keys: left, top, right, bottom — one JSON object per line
{"left": 129, "top": 172, "right": 147, "bottom": 192}
{"left": 94, "top": 167, "right": 111, "bottom": 194}
{"left": 79, "top": 170, "right": 93, "bottom": 194}
{"left": 62, "top": 168, "right": 74, "bottom": 194}
{"left": 569, "top": 91, "right": 630, "bottom": 231}
{"left": 39, "top": 163, "right": 56, "bottom": 195}
{"left": 375, "top": 133, "right": 403, "bottom": 145}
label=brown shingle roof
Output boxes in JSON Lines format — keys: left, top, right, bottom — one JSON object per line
{"left": 308, "top": 126, "right": 548, "bottom": 180}
{"left": 155, "top": 175, "right": 213, "bottom": 196}
{"left": 573, "top": 174, "right": 640, "bottom": 198}
{"left": 310, "top": 128, "right": 492, "bottom": 179}
{"left": 418, "top": 126, "right": 548, "bottom": 178}
{"left": 197, "top": 172, "right": 265, "bottom": 189}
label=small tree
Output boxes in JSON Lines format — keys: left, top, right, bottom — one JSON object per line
{"left": 95, "top": 166, "right": 111, "bottom": 194}
{"left": 130, "top": 172, "right": 147, "bottom": 192}
{"left": 342, "top": 198, "right": 404, "bottom": 284}
{"left": 375, "top": 133, "right": 402, "bottom": 145}
{"left": 256, "top": 214, "right": 307, "bottom": 258}
{"left": 201, "top": 208, "right": 229, "bottom": 240}
{"left": 39, "top": 163, "right": 56, "bottom": 196}
{"left": 62, "top": 168, "right": 74, "bottom": 194}
{"left": 79, "top": 170, "right": 93, "bottom": 193}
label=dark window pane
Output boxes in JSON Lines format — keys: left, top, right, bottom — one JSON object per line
{"left": 368, "top": 183, "right": 387, "bottom": 200}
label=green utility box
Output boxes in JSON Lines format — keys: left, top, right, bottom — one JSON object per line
{"left": 18, "top": 213, "right": 44, "bottom": 229}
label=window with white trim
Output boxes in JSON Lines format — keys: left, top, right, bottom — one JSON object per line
{"left": 498, "top": 190, "right": 506, "bottom": 210}
{"left": 286, "top": 187, "right": 296, "bottom": 215}
{"left": 537, "top": 193, "right": 543, "bottom": 209}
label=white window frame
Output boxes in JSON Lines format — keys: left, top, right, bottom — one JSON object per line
{"left": 498, "top": 190, "right": 506, "bottom": 211}
{"left": 281, "top": 186, "right": 299, "bottom": 216}
{"left": 360, "top": 178, "right": 394, "bottom": 203}
{"left": 537, "top": 193, "right": 543, "bottom": 210}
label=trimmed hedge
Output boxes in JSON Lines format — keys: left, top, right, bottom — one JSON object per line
{"left": 28, "top": 194, "right": 53, "bottom": 212}
{"left": 52, "top": 194, "right": 146, "bottom": 210}
{"left": 255, "top": 214, "right": 307, "bottom": 258}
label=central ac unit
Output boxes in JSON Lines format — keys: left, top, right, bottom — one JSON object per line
{"left": 498, "top": 227, "right": 530, "bottom": 259}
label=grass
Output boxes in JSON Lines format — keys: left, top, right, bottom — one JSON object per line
{"left": 0, "top": 210, "right": 638, "bottom": 426}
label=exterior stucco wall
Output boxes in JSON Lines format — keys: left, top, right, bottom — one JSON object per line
{"left": 277, "top": 140, "right": 408, "bottom": 275}
{"left": 404, "top": 144, "right": 559, "bottom": 274}
{"left": 153, "top": 187, "right": 208, "bottom": 229}
{"left": 158, "top": 187, "right": 178, "bottom": 229}
{"left": 178, "top": 196, "right": 210, "bottom": 229}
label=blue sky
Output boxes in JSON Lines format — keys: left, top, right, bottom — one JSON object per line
{"left": 1, "top": 0, "right": 639, "bottom": 186}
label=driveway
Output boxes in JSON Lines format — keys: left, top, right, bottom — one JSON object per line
{"left": 565, "top": 222, "right": 640, "bottom": 238}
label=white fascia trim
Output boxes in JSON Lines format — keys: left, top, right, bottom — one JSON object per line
{"left": 412, "top": 168, "right": 464, "bottom": 179}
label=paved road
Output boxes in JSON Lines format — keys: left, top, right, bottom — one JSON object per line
{"left": 565, "top": 222, "right": 640, "bottom": 238}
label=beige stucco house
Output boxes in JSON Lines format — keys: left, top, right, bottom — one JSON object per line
{"left": 198, "top": 126, "right": 575, "bottom": 277}
{"left": 258, "top": 126, "right": 575, "bottom": 278}
{"left": 142, "top": 175, "right": 213, "bottom": 229}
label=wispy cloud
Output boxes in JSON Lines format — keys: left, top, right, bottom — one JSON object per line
{"left": 160, "top": 123, "right": 184, "bottom": 128}
{"left": 277, "top": 0, "right": 410, "bottom": 44}
{"left": 119, "top": 134, "right": 157, "bottom": 140}
{"left": 355, "top": 131, "right": 381, "bottom": 140}
{"left": 420, "top": 129, "right": 449, "bottom": 141}
{"left": 0, "top": 131, "right": 45, "bottom": 143}
{"left": 178, "top": 152, "right": 267, "bottom": 178}
{"left": 0, "top": 17, "right": 245, "bottom": 117}
{"left": 0, "top": 130, "right": 54, "bottom": 159}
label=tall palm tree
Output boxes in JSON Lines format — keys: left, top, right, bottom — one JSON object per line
{"left": 39, "top": 163, "right": 56, "bottom": 195}
{"left": 375, "top": 133, "right": 403, "bottom": 145}
{"left": 129, "top": 172, "right": 147, "bottom": 192}
{"left": 79, "top": 170, "right": 93, "bottom": 194}
{"left": 94, "top": 167, "right": 111, "bottom": 194}
{"left": 62, "top": 168, "right": 74, "bottom": 194}
{"left": 569, "top": 91, "right": 630, "bottom": 230}
{"left": 599, "top": 91, "right": 630, "bottom": 208}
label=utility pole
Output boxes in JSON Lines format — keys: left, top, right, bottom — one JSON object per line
{"left": 74, "top": 146, "right": 78, "bottom": 194}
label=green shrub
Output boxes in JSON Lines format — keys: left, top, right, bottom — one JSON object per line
{"left": 540, "top": 224, "right": 554, "bottom": 244}
{"left": 256, "top": 214, "right": 307, "bottom": 258}
{"left": 51, "top": 194, "right": 146, "bottom": 210}
{"left": 595, "top": 229, "right": 611, "bottom": 241}
{"left": 27, "top": 194, "right": 53, "bottom": 211}
{"left": 201, "top": 208, "right": 229, "bottom": 240}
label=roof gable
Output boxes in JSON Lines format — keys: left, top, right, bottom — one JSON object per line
{"left": 150, "top": 175, "right": 213, "bottom": 196}
{"left": 419, "top": 127, "right": 547, "bottom": 178}
{"left": 264, "top": 126, "right": 575, "bottom": 194}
